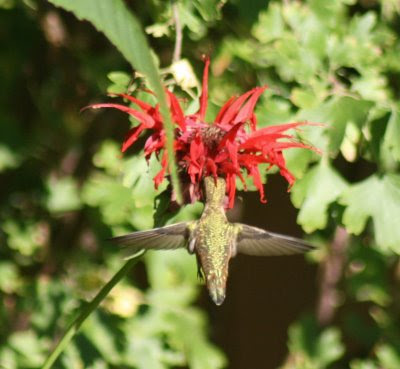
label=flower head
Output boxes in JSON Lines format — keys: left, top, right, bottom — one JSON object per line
{"left": 88, "top": 58, "right": 318, "bottom": 208}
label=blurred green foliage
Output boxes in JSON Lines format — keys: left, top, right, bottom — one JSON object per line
{"left": 1, "top": 0, "right": 400, "bottom": 368}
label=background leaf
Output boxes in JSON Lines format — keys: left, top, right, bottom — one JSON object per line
{"left": 291, "top": 161, "right": 348, "bottom": 232}
{"left": 340, "top": 174, "right": 400, "bottom": 252}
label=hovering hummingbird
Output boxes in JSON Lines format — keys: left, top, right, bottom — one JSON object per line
{"left": 110, "top": 176, "right": 313, "bottom": 306}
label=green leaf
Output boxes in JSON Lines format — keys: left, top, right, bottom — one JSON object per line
{"left": 82, "top": 312, "right": 120, "bottom": 364}
{"left": 352, "top": 71, "right": 388, "bottom": 102}
{"left": 8, "top": 330, "right": 47, "bottom": 367}
{"left": 0, "top": 261, "right": 21, "bottom": 293}
{"left": 193, "top": 0, "right": 226, "bottom": 22}
{"left": 127, "top": 337, "right": 169, "bottom": 369}
{"left": 48, "top": 0, "right": 182, "bottom": 202}
{"left": 383, "top": 109, "right": 400, "bottom": 162}
{"left": 166, "top": 309, "right": 227, "bottom": 369}
{"left": 327, "top": 96, "right": 372, "bottom": 153}
{"left": 291, "top": 88, "right": 318, "bottom": 109}
{"left": 340, "top": 174, "right": 400, "bottom": 253}
{"left": 350, "top": 359, "right": 378, "bottom": 369}
{"left": 107, "top": 71, "right": 131, "bottom": 86}
{"left": 82, "top": 174, "right": 136, "bottom": 226}
{"left": 288, "top": 316, "right": 345, "bottom": 367}
{"left": 45, "top": 176, "right": 81, "bottom": 213}
{"left": 2, "top": 220, "right": 44, "bottom": 256}
{"left": 107, "top": 71, "right": 132, "bottom": 94}
{"left": 0, "top": 144, "right": 20, "bottom": 172}
{"left": 291, "top": 161, "right": 348, "bottom": 232}
{"left": 252, "top": 3, "right": 284, "bottom": 43}
{"left": 376, "top": 344, "right": 400, "bottom": 369}
{"left": 92, "top": 140, "right": 123, "bottom": 175}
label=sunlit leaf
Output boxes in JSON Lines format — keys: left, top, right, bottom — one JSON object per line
{"left": 291, "top": 161, "right": 348, "bottom": 232}
{"left": 340, "top": 174, "right": 400, "bottom": 252}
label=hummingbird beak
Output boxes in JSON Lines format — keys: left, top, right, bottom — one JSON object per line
{"left": 209, "top": 284, "right": 226, "bottom": 306}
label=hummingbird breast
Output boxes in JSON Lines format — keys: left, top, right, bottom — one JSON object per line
{"left": 193, "top": 210, "right": 235, "bottom": 305}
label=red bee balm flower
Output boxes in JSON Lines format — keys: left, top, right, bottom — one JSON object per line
{"left": 88, "top": 58, "right": 317, "bottom": 208}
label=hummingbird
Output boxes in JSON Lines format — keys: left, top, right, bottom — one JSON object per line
{"left": 111, "top": 176, "right": 313, "bottom": 305}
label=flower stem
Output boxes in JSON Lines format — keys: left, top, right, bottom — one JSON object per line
{"left": 172, "top": 0, "right": 182, "bottom": 63}
{"left": 41, "top": 251, "right": 144, "bottom": 369}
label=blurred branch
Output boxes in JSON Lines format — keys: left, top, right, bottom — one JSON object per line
{"left": 172, "top": 0, "right": 182, "bottom": 63}
{"left": 316, "top": 226, "right": 349, "bottom": 326}
{"left": 41, "top": 251, "right": 144, "bottom": 369}
{"left": 40, "top": 10, "right": 68, "bottom": 47}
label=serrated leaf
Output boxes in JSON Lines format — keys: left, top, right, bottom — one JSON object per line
{"left": 340, "top": 174, "right": 400, "bottom": 252}
{"left": 252, "top": 4, "right": 284, "bottom": 43}
{"left": 349, "top": 12, "right": 377, "bottom": 41}
{"left": 291, "top": 161, "right": 348, "bottom": 232}
{"left": 327, "top": 96, "right": 372, "bottom": 152}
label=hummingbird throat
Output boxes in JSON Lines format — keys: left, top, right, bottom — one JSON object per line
{"left": 203, "top": 176, "right": 226, "bottom": 208}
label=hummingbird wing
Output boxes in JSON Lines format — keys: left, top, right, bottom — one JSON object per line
{"left": 110, "top": 222, "right": 189, "bottom": 258}
{"left": 236, "top": 224, "right": 314, "bottom": 256}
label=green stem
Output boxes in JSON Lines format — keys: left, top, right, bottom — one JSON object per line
{"left": 41, "top": 251, "right": 144, "bottom": 369}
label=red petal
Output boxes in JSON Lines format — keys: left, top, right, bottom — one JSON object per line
{"left": 250, "top": 113, "right": 257, "bottom": 131}
{"left": 218, "top": 122, "right": 244, "bottom": 150}
{"left": 226, "top": 173, "right": 236, "bottom": 209}
{"left": 249, "top": 166, "right": 266, "bottom": 203}
{"left": 144, "top": 133, "right": 165, "bottom": 157}
{"left": 218, "top": 89, "right": 255, "bottom": 125}
{"left": 187, "top": 135, "right": 205, "bottom": 182}
{"left": 197, "top": 56, "right": 210, "bottom": 121}
{"left": 206, "top": 158, "right": 218, "bottom": 178}
{"left": 273, "top": 151, "right": 296, "bottom": 187}
{"left": 232, "top": 86, "right": 267, "bottom": 125}
{"left": 109, "top": 93, "right": 153, "bottom": 112}
{"left": 153, "top": 150, "right": 168, "bottom": 189}
{"left": 269, "top": 141, "right": 316, "bottom": 152}
{"left": 215, "top": 96, "right": 237, "bottom": 123}
{"left": 122, "top": 124, "right": 146, "bottom": 152}
{"left": 86, "top": 103, "right": 155, "bottom": 127}
{"left": 251, "top": 122, "right": 308, "bottom": 136}
{"left": 240, "top": 133, "right": 292, "bottom": 150}
{"left": 190, "top": 135, "right": 205, "bottom": 162}
{"left": 238, "top": 153, "right": 266, "bottom": 166}
{"left": 166, "top": 90, "right": 186, "bottom": 130}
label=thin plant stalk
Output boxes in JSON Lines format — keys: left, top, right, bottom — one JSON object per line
{"left": 41, "top": 251, "right": 144, "bottom": 369}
